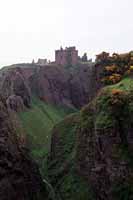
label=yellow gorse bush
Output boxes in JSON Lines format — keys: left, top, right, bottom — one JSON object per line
{"left": 130, "top": 66, "right": 133, "bottom": 71}
{"left": 108, "top": 74, "right": 121, "bottom": 84}
{"left": 111, "top": 89, "right": 124, "bottom": 96}
{"left": 105, "top": 65, "right": 117, "bottom": 72}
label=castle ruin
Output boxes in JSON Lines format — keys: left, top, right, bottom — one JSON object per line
{"left": 55, "top": 46, "right": 78, "bottom": 66}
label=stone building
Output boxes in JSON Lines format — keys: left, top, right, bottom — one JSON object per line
{"left": 55, "top": 46, "right": 78, "bottom": 66}
{"left": 37, "top": 58, "right": 48, "bottom": 66}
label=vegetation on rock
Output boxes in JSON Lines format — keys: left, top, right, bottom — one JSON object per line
{"left": 48, "top": 113, "right": 95, "bottom": 200}
{"left": 19, "top": 97, "right": 74, "bottom": 179}
{"left": 96, "top": 51, "right": 133, "bottom": 84}
{"left": 48, "top": 76, "right": 133, "bottom": 200}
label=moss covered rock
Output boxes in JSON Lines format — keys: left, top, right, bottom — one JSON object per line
{"left": 48, "top": 77, "right": 133, "bottom": 200}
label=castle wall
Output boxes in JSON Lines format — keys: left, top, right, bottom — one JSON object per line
{"left": 71, "top": 50, "right": 78, "bottom": 65}
{"left": 55, "top": 47, "right": 78, "bottom": 66}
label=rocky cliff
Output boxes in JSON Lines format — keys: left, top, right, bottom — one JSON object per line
{"left": 0, "top": 63, "right": 100, "bottom": 199}
{"left": 48, "top": 77, "right": 133, "bottom": 200}
{"left": 0, "top": 63, "right": 97, "bottom": 111}
{"left": 0, "top": 66, "right": 31, "bottom": 111}
{"left": 0, "top": 95, "right": 46, "bottom": 200}
{"left": 0, "top": 58, "right": 132, "bottom": 200}
{"left": 0, "top": 62, "right": 102, "bottom": 198}
{"left": 77, "top": 84, "right": 133, "bottom": 199}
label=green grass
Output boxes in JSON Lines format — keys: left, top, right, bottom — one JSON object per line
{"left": 91, "top": 77, "right": 133, "bottom": 129}
{"left": 47, "top": 113, "right": 95, "bottom": 200}
{"left": 48, "top": 113, "right": 79, "bottom": 174}
{"left": 107, "top": 77, "right": 133, "bottom": 91}
{"left": 18, "top": 77, "right": 133, "bottom": 199}
{"left": 19, "top": 96, "right": 75, "bottom": 161}
{"left": 57, "top": 169, "right": 95, "bottom": 200}
{"left": 19, "top": 96, "right": 78, "bottom": 198}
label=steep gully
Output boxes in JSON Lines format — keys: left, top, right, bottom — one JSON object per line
{"left": 0, "top": 63, "right": 101, "bottom": 199}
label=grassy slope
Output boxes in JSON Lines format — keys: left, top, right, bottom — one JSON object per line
{"left": 96, "top": 77, "right": 133, "bottom": 128}
{"left": 19, "top": 106, "right": 87, "bottom": 199}
{"left": 108, "top": 76, "right": 133, "bottom": 91}
{"left": 48, "top": 113, "right": 94, "bottom": 200}
{"left": 19, "top": 97, "right": 75, "bottom": 175}
{"left": 19, "top": 77, "right": 133, "bottom": 199}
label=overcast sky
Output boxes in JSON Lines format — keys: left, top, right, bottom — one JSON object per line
{"left": 0, "top": 0, "right": 132, "bottom": 67}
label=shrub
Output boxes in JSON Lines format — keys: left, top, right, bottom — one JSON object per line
{"left": 105, "top": 65, "right": 117, "bottom": 72}
{"left": 108, "top": 73, "right": 122, "bottom": 84}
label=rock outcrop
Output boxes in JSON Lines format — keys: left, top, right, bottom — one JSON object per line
{"left": 48, "top": 80, "right": 133, "bottom": 200}
{"left": 0, "top": 67, "right": 31, "bottom": 111}
{"left": 29, "top": 63, "right": 98, "bottom": 109}
{"left": 6, "top": 95, "right": 25, "bottom": 112}
{"left": 0, "top": 95, "right": 46, "bottom": 200}
{"left": 77, "top": 88, "right": 133, "bottom": 199}
{"left": 0, "top": 63, "right": 97, "bottom": 110}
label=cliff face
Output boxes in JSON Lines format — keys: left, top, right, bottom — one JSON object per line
{"left": 48, "top": 78, "right": 133, "bottom": 200}
{"left": 0, "top": 63, "right": 97, "bottom": 111}
{"left": 77, "top": 87, "right": 133, "bottom": 199}
{"left": 0, "top": 59, "right": 132, "bottom": 199}
{"left": 0, "top": 63, "right": 101, "bottom": 200}
{"left": 0, "top": 95, "right": 46, "bottom": 200}
{"left": 48, "top": 114, "right": 93, "bottom": 200}
{"left": 30, "top": 64, "right": 97, "bottom": 108}
{"left": 0, "top": 67, "right": 31, "bottom": 111}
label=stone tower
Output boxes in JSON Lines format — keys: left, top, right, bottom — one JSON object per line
{"left": 55, "top": 46, "right": 78, "bottom": 66}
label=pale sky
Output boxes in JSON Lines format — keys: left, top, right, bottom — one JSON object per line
{"left": 0, "top": 0, "right": 133, "bottom": 67}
